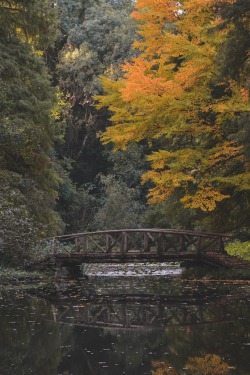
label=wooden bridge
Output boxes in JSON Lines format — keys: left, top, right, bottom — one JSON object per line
{"left": 49, "top": 228, "right": 248, "bottom": 268}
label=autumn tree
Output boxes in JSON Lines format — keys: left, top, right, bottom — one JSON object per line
{"left": 96, "top": 0, "right": 250, "bottom": 231}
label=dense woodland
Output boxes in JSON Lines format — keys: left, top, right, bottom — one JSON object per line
{"left": 0, "top": 0, "right": 249, "bottom": 265}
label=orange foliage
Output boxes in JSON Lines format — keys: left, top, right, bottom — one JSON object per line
{"left": 95, "top": 0, "right": 249, "bottom": 212}
{"left": 180, "top": 184, "right": 230, "bottom": 211}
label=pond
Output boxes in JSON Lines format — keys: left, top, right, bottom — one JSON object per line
{"left": 0, "top": 263, "right": 249, "bottom": 375}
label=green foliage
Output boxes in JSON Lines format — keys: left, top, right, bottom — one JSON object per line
{"left": 50, "top": 0, "right": 139, "bottom": 233}
{"left": 56, "top": 172, "right": 99, "bottom": 233}
{"left": 0, "top": 0, "right": 57, "bottom": 49}
{"left": 0, "top": 267, "right": 45, "bottom": 284}
{"left": 0, "top": 170, "right": 62, "bottom": 265}
{"left": 53, "top": 0, "right": 137, "bottom": 185}
{"left": 142, "top": 192, "right": 202, "bottom": 230}
{"left": 226, "top": 240, "right": 250, "bottom": 261}
{"left": 107, "top": 143, "right": 147, "bottom": 189}
{"left": 0, "top": 0, "right": 63, "bottom": 265}
{"left": 93, "top": 175, "right": 144, "bottom": 230}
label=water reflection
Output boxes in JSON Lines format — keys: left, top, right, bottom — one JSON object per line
{"left": 52, "top": 296, "right": 247, "bottom": 330}
{"left": 0, "top": 275, "right": 249, "bottom": 375}
{"left": 152, "top": 354, "right": 230, "bottom": 374}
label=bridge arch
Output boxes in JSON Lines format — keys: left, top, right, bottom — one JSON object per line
{"left": 49, "top": 228, "right": 239, "bottom": 268}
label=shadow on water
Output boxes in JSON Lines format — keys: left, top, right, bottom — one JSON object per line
{"left": 0, "top": 263, "right": 249, "bottom": 374}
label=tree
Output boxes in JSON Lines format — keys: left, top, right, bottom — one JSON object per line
{"left": 46, "top": 0, "right": 139, "bottom": 233}
{"left": 93, "top": 174, "right": 143, "bottom": 230}
{"left": 96, "top": 0, "right": 250, "bottom": 228}
{"left": 54, "top": 0, "right": 136, "bottom": 184}
{"left": 0, "top": 0, "right": 63, "bottom": 264}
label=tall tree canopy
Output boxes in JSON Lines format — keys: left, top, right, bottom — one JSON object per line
{"left": 0, "top": 0, "right": 62, "bottom": 263}
{"left": 49, "top": 0, "right": 143, "bottom": 233}
{"left": 96, "top": 0, "right": 250, "bottom": 226}
{"left": 53, "top": 0, "right": 136, "bottom": 184}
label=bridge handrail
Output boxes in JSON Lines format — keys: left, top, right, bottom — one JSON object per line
{"left": 52, "top": 228, "right": 232, "bottom": 241}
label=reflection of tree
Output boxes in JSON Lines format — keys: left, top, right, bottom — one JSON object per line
{"left": 152, "top": 359, "right": 178, "bottom": 375}
{"left": 186, "top": 354, "right": 230, "bottom": 375}
{"left": 0, "top": 295, "right": 72, "bottom": 375}
{"left": 151, "top": 354, "right": 230, "bottom": 375}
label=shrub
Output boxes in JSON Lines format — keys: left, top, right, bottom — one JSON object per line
{"left": 225, "top": 240, "right": 250, "bottom": 261}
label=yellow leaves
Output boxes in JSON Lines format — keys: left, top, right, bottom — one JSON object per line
{"left": 16, "top": 27, "right": 34, "bottom": 45}
{"left": 147, "top": 151, "right": 174, "bottom": 169}
{"left": 180, "top": 184, "right": 229, "bottom": 211}
{"left": 144, "top": 146, "right": 237, "bottom": 211}
{"left": 100, "top": 121, "right": 145, "bottom": 151}
{"left": 51, "top": 91, "right": 70, "bottom": 121}
{"left": 148, "top": 148, "right": 203, "bottom": 171}
{"left": 175, "top": 63, "right": 205, "bottom": 89}
{"left": 120, "top": 58, "right": 184, "bottom": 101}
{"left": 208, "top": 141, "right": 243, "bottom": 168}
{"left": 61, "top": 48, "right": 80, "bottom": 62}
{"left": 132, "top": 0, "right": 178, "bottom": 23}
{"left": 95, "top": 78, "right": 124, "bottom": 109}
{"left": 142, "top": 170, "right": 194, "bottom": 204}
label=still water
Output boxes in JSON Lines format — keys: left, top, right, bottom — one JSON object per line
{"left": 0, "top": 264, "right": 249, "bottom": 375}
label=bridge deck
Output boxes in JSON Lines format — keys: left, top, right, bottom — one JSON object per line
{"left": 54, "top": 252, "right": 198, "bottom": 266}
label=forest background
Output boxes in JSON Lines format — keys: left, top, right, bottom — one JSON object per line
{"left": 0, "top": 0, "right": 249, "bottom": 265}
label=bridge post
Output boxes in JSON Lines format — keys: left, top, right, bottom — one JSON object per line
{"left": 157, "top": 233, "right": 163, "bottom": 255}
{"left": 120, "top": 232, "right": 128, "bottom": 254}
{"left": 180, "top": 235, "right": 185, "bottom": 252}
{"left": 218, "top": 237, "right": 225, "bottom": 252}
{"left": 106, "top": 234, "right": 112, "bottom": 253}
{"left": 82, "top": 235, "right": 88, "bottom": 255}
{"left": 197, "top": 237, "right": 203, "bottom": 254}
{"left": 143, "top": 232, "right": 151, "bottom": 252}
{"left": 52, "top": 238, "right": 57, "bottom": 255}
{"left": 74, "top": 237, "right": 80, "bottom": 253}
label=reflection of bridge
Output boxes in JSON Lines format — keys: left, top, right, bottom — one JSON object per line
{"left": 49, "top": 229, "right": 249, "bottom": 268}
{"left": 51, "top": 296, "right": 240, "bottom": 330}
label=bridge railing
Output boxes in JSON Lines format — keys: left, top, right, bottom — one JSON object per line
{"left": 52, "top": 296, "right": 239, "bottom": 329}
{"left": 51, "top": 229, "right": 231, "bottom": 257}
